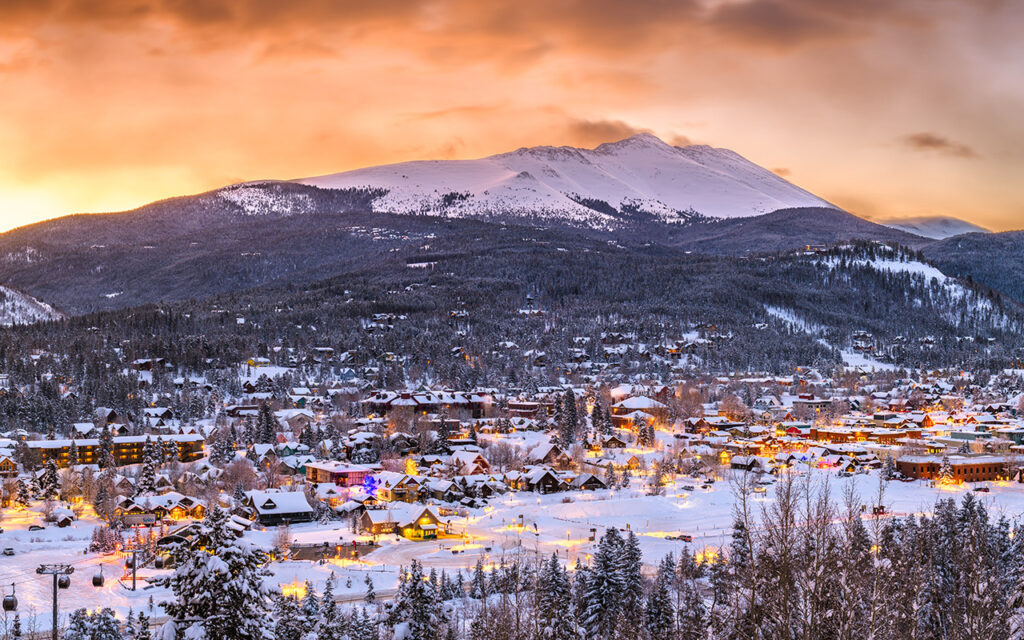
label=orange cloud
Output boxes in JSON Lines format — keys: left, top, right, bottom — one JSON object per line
{"left": 0, "top": 0, "right": 1021, "bottom": 232}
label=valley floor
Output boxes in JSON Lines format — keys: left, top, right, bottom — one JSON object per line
{"left": 2, "top": 467, "right": 1022, "bottom": 633}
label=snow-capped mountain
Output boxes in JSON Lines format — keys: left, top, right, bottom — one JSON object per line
{"left": 879, "top": 215, "right": 990, "bottom": 240}
{"left": 294, "top": 133, "right": 835, "bottom": 227}
{"left": 0, "top": 285, "right": 63, "bottom": 326}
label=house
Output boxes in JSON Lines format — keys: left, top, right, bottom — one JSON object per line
{"left": 374, "top": 471, "right": 422, "bottom": 503}
{"left": 527, "top": 443, "right": 574, "bottom": 470}
{"left": 449, "top": 451, "right": 490, "bottom": 475}
{"left": 570, "top": 473, "right": 607, "bottom": 491}
{"left": 114, "top": 492, "right": 206, "bottom": 525}
{"left": 612, "top": 396, "right": 668, "bottom": 418}
{"left": 358, "top": 504, "right": 451, "bottom": 540}
{"left": 0, "top": 455, "right": 16, "bottom": 478}
{"left": 245, "top": 490, "right": 315, "bottom": 526}
{"left": 525, "top": 467, "right": 565, "bottom": 493}
{"left": 305, "top": 461, "right": 372, "bottom": 487}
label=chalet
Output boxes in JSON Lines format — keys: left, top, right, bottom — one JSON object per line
{"left": 612, "top": 396, "right": 668, "bottom": 418}
{"left": 245, "top": 489, "right": 315, "bottom": 526}
{"left": 525, "top": 467, "right": 565, "bottom": 493}
{"left": 570, "top": 473, "right": 607, "bottom": 491}
{"left": 527, "top": 443, "right": 574, "bottom": 470}
{"left": 359, "top": 504, "right": 451, "bottom": 540}
{"left": 374, "top": 471, "right": 422, "bottom": 503}
{"left": 449, "top": 451, "right": 490, "bottom": 475}
{"left": 0, "top": 455, "right": 16, "bottom": 478}
{"left": 114, "top": 492, "right": 206, "bottom": 525}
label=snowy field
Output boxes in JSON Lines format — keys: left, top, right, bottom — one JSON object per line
{"left": 5, "top": 467, "right": 1024, "bottom": 633}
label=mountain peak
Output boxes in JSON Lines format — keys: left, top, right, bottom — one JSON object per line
{"left": 594, "top": 131, "right": 668, "bottom": 149}
{"left": 295, "top": 133, "right": 837, "bottom": 226}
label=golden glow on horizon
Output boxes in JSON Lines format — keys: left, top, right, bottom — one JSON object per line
{"left": 1, "top": 1, "right": 1022, "bottom": 232}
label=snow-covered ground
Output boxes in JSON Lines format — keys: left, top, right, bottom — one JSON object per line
{"left": 5, "top": 468, "right": 1024, "bottom": 633}
{"left": 0, "top": 285, "right": 63, "bottom": 326}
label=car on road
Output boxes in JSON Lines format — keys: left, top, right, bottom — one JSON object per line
{"left": 666, "top": 534, "right": 694, "bottom": 542}
{"left": 28, "top": 525, "right": 44, "bottom": 531}
{"left": 2, "top": 548, "right": 13, "bottom": 556}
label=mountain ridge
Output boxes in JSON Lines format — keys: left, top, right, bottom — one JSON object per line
{"left": 296, "top": 133, "right": 836, "bottom": 226}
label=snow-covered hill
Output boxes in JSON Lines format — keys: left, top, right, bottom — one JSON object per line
{"left": 0, "top": 285, "right": 63, "bottom": 326}
{"left": 880, "top": 216, "right": 989, "bottom": 240}
{"left": 294, "top": 133, "right": 836, "bottom": 227}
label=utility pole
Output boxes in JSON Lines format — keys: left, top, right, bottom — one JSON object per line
{"left": 36, "top": 564, "right": 74, "bottom": 640}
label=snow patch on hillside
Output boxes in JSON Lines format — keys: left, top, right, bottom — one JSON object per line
{"left": 880, "top": 216, "right": 990, "bottom": 240}
{"left": 218, "top": 183, "right": 314, "bottom": 216}
{"left": 0, "top": 285, "right": 63, "bottom": 326}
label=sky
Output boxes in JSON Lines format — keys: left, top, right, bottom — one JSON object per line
{"left": 1, "top": 0, "right": 1022, "bottom": 232}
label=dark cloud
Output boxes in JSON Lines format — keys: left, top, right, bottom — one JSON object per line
{"left": 565, "top": 119, "right": 650, "bottom": 147}
{"left": 669, "top": 134, "right": 692, "bottom": 147}
{"left": 709, "top": 1, "right": 846, "bottom": 48}
{"left": 902, "top": 132, "right": 978, "bottom": 158}
{"left": 0, "top": 0, "right": 938, "bottom": 53}
{"left": 772, "top": 167, "right": 792, "bottom": 176}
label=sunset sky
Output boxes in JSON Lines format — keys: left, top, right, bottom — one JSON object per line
{"left": 1, "top": 0, "right": 1022, "bottom": 232}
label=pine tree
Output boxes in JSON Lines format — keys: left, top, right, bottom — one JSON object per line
{"left": 584, "top": 528, "right": 625, "bottom": 640}
{"left": 257, "top": 403, "right": 278, "bottom": 444}
{"left": 537, "top": 553, "right": 575, "bottom": 640}
{"left": 137, "top": 612, "right": 152, "bottom": 640}
{"left": 272, "top": 593, "right": 305, "bottom": 640}
{"left": 939, "top": 455, "right": 954, "bottom": 484}
{"left": 137, "top": 438, "right": 157, "bottom": 496}
{"left": 616, "top": 531, "right": 644, "bottom": 640}
{"left": 644, "top": 556, "right": 675, "bottom": 640}
{"left": 559, "top": 389, "right": 578, "bottom": 446}
{"left": 365, "top": 573, "right": 376, "bottom": 605}
{"left": 68, "top": 440, "right": 80, "bottom": 467}
{"left": 300, "top": 580, "right": 321, "bottom": 636}
{"left": 157, "top": 506, "right": 275, "bottom": 640}
{"left": 97, "top": 424, "right": 115, "bottom": 469}
{"left": 470, "top": 559, "right": 488, "bottom": 599}
{"left": 39, "top": 459, "right": 59, "bottom": 501}
{"left": 64, "top": 608, "right": 123, "bottom": 640}
{"left": 321, "top": 576, "right": 346, "bottom": 640}
{"left": 389, "top": 560, "right": 443, "bottom": 640}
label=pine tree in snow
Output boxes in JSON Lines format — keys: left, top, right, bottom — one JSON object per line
{"left": 157, "top": 505, "right": 275, "bottom": 640}
{"left": 643, "top": 556, "right": 675, "bottom": 640}
{"left": 63, "top": 608, "right": 123, "bottom": 640}
{"left": 389, "top": 560, "right": 444, "bottom": 640}
{"left": 300, "top": 581, "right": 321, "bottom": 636}
{"left": 97, "top": 424, "right": 115, "bottom": 469}
{"left": 470, "top": 559, "right": 488, "bottom": 600}
{"left": 272, "top": 594, "right": 305, "bottom": 640}
{"left": 136, "top": 438, "right": 157, "bottom": 496}
{"left": 537, "top": 553, "right": 575, "bottom": 640}
{"left": 320, "top": 575, "right": 348, "bottom": 640}
{"left": 616, "top": 531, "right": 644, "bottom": 640}
{"left": 257, "top": 403, "right": 278, "bottom": 444}
{"left": 583, "top": 527, "right": 625, "bottom": 640}
{"left": 39, "top": 459, "right": 59, "bottom": 500}
{"left": 365, "top": 573, "right": 377, "bottom": 604}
